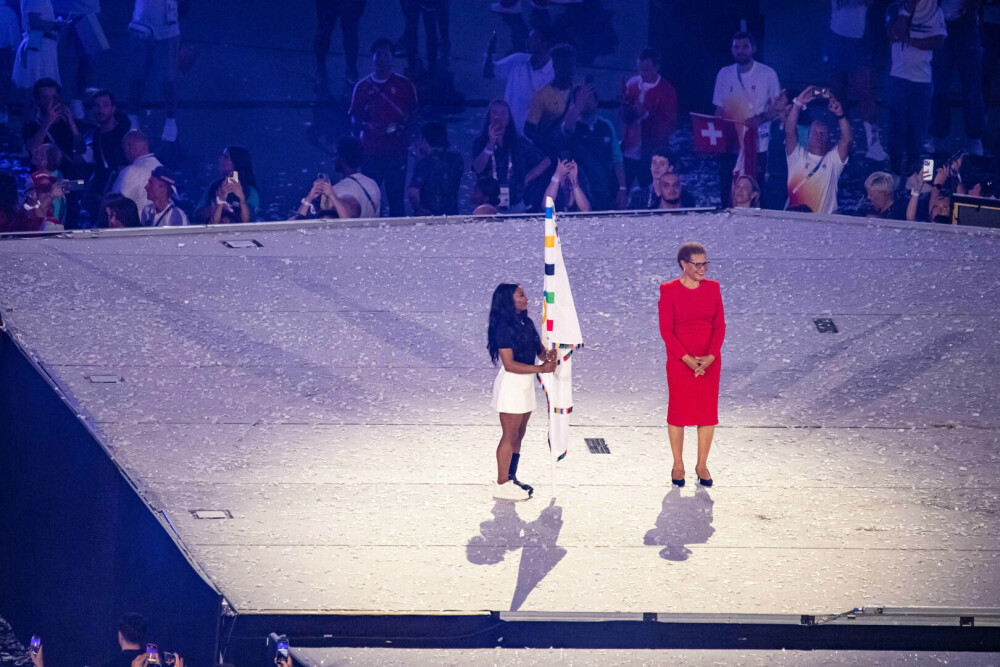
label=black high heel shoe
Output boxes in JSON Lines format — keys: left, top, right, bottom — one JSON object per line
{"left": 671, "top": 469, "right": 685, "bottom": 487}
{"left": 696, "top": 466, "right": 713, "bottom": 487}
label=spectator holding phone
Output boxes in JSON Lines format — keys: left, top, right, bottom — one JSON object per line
{"left": 785, "top": 86, "right": 852, "bottom": 215}
{"left": 194, "top": 146, "right": 259, "bottom": 224}
{"left": 22, "top": 78, "right": 85, "bottom": 177}
{"left": 543, "top": 158, "right": 591, "bottom": 213}
{"left": 471, "top": 99, "right": 550, "bottom": 213}
{"left": 293, "top": 137, "right": 380, "bottom": 220}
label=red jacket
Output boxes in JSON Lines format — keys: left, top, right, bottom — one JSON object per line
{"left": 348, "top": 72, "right": 419, "bottom": 161}
{"left": 621, "top": 75, "right": 678, "bottom": 158}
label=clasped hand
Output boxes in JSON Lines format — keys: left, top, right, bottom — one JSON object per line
{"left": 539, "top": 348, "right": 559, "bottom": 373}
{"left": 684, "top": 354, "right": 715, "bottom": 377}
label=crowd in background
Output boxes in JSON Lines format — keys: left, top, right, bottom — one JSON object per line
{"left": 0, "top": 0, "right": 998, "bottom": 234}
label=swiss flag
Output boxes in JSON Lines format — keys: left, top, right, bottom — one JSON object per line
{"left": 691, "top": 113, "right": 740, "bottom": 154}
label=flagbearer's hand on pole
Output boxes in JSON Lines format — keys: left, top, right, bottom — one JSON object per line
{"left": 538, "top": 358, "right": 557, "bottom": 373}
{"left": 545, "top": 349, "right": 558, "bottom": 363}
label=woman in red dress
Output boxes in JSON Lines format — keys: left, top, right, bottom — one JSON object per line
{"left": 658, "top": 242, "right": 725, "bottom": 487}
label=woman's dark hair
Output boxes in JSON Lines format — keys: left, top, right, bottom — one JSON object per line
{"left": 225, "top": 146, "right": 256, "bottom": 188}
{"left": 0, "top": 172, "right": 18, "bottom": 215}
{"left": 478, "top": 99, "right": 519, "bottom": 148}
{"left": 677, "top": 241, "right": 706, "bottom": 268}
{"left": 101, "top": 193, "right": 141, "bottom": 228}
{"left": 487, "top": 283, "right": 540, "bottom": 366}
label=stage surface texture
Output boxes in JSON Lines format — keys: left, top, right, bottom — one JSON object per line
{"left": 1, "top": 209, "right": 998, "bottom": 620}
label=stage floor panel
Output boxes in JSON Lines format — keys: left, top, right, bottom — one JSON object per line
{"left": 1, "top": 210, "right": 998, "bottom": 617}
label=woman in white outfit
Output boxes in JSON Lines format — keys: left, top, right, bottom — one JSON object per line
{"left": 487, "top": 283, "right": 557, "bottom": 501}
{"left": 12, "top": 0, "right": 61, "bottom": 91}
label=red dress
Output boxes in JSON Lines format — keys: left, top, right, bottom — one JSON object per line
{"left": 658, "top": 279, "right": 726, "bottom": 426}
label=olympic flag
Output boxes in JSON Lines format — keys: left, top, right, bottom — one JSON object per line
{"left": 539, "top": 197, "right": 583, "bottom": 469}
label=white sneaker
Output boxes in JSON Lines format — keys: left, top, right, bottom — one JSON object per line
{"left": 493, "top": 480, "right": 530, "bottom": 501}
{"left": 162, "top": 117, "right": 178, "bottom": 143}
{"left": 969, "top": 139, "right": 984, "bottom": 156}
{"left": 866, "top": 139, "right": 889, "bottom": 162}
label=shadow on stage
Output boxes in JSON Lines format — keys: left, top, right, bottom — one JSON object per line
{"left": 643, "top": 485, "right": 715, "bottom": 561}
{"left": 466, "top": 498, "right": 567, "bottom": 611}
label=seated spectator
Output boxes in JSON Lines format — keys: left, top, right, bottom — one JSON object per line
{"left": 30, "top": 142, "right": 66, "bottom": 224}
{"left": 85, "top": 90, "right": 131, "bottom": 215}
{"left": 907, "top": 164, "right": 956, "bottom": 224}
{"left": 101, "top": 193, "right": 141, "bottom": 228}
{"left": 0, "top": 171, "right": 17, "bottom": 229}
{"left": 7, "top": 173, "right": 64, "bottom": 232}
{"left": 470, "top": 176, "right": 500, "bottom": 215}
{"left": 22, "top": 78, "right": 85, "bottom": 178}
{"left": 101, "top": 613, "right": 146, "bottom": 667}
{"left": 785, "top": 86, "right": 852, "bottom": 215}
{"left": 856, "top": 170, "right": 907, "bottom": 219}
{"left": 408, "top": 121, "right": 463, "bottom": 216}
{"left": 543, "top": 157, "right": 591, "bottom": 213}
{"left": 969, "top": 177, "right": 997, "bottom": 199}
{"left": 657, "top": 171, "right": 689, "bottom": 210}
{"left": 471, "top": 99, "right": 550, "bottom": 213}
{"left": 560, "top": 84, "right": 626, "bottom": 210}
{"left": 629, "top": 146, "right": 676, "bottom": 209}
{"left": 140, "top": 166, "right": 188, "bottom": 227}
{"left": 293, "top": 137, "right": 380, "bottom": 220}
{"left": 621, "top": 47, "right": 678, "bottom": 192}
{"left": 195, "top": 146, "right": 260, "bottom": 224}
{"left": 732, "top": 174, "right": 760, "bottom": 208}
{"left": 111, "top": 130, "right": 162, "bottom": 212}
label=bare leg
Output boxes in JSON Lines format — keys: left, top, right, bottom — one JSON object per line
{"left": 695, "top": 425, "right": 715, "bottom": 480}
{"left": 513, "top": 412, "right": 530, "bottom": 454}
{"left": 497, "top": 412, "right": 525, "bottom": 484}
{"left": 668, "top": 424, "right": 685, "bottom": 479}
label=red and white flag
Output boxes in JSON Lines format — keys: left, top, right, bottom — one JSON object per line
{"left": 690, "top": 113, "right": 740, "bottom": 154}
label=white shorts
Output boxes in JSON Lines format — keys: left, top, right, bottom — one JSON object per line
{"left": 490, "top": 367, "right": 536, "bottom": 414}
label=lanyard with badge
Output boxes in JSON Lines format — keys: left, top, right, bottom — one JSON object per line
{"left": 490, "top": 147, "right": 513, "bottom": 209}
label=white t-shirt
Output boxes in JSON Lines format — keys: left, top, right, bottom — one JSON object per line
{"left": 889, "top": 1, "right": 946, "bottom": 83}
{"left": 333, "top": 172, "right": 381, "bottom": 219}
{"left": 493, "top": 53, "right": 554, "bottom": 134}
{"left": 830, "top": 0, "right": 868, "bottom": 39}
{"left": 786, "top": 144, "right": 847, "bottom": 215}
{"left": 712, "top": 61, "right": 780, "bottom": 153}
{"left": 131, "top": 0, "right": 179, "bottom": 40}
{"left": 111, "top": 152, "right": 162, "bottom": 212}
{"left": 140, "top": 201, "right": 188, "bottom": 227}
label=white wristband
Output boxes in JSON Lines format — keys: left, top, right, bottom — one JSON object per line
{"left": 550, "top": 176, "right": 561, "bottom": 184}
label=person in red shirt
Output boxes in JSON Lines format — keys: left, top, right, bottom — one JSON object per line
{"left": 349, "top": 37, "right": 419, "bottom": 217}
{"left": 621, "top": 48, "right": 678, "bottom": 193}
{"left": 658, "top": 242, "right": 725, "bottom": 488}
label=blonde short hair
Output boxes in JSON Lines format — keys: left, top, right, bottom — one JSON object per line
{"left": 864, "top": 171, "right": 895, "bottom": 198}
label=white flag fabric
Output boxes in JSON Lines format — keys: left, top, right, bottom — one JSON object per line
{"left": 538, "top": 197, "right": 583, "bottom": 462}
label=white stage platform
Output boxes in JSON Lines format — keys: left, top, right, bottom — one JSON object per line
{"left": 1, "top": 210, "right": 998, "bottom": 619}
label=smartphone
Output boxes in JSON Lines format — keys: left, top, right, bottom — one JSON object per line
{"left": 316, "top": 172, "right": 330, "bottom": 183}
{"left": 275, "top": 639, "right": 289, "bottom": 663}
{"left": 162, "top": 652, "right": 176, "bottom": 666}
{"left": 29, "top": 636, "right": 41, "bottom": 656}
{"left": 558, "top": 149, "right": 573, "bottom": 162}
{"left": 921, "top": 158, "right": 934, "bottom": 182}
{"left": 819, "top": 88, "right": 831, "bottom": 98}
{"left": 146, "top": 644, "right": 160, "bottom": 666}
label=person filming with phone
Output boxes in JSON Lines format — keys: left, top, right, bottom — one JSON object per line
{"left": 293, "top": 136, "right": 380, "bottom": 220}
{"left": 784, "top": 85, "right": 852, "bottom": 215}
{"left": 194, "top": 146, "right": 260, "bottom": 224}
